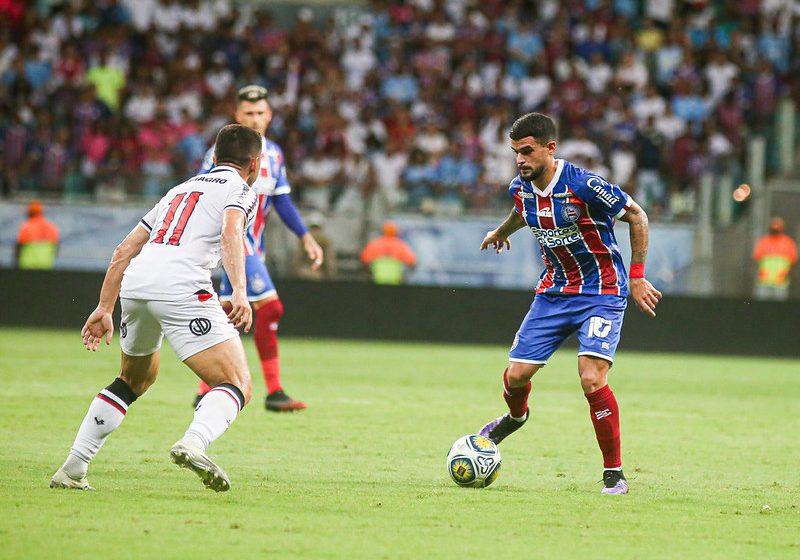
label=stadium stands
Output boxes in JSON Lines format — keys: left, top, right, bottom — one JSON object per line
{"left": 1, "top": 0, "right": 797, "bottom": 223}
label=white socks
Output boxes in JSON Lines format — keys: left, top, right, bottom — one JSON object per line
{"left": 182, "top": 384, "right": 244, "bottom": 452}
{"left": 62, "top": 380, "right": 137, "bottom": 479}
{"left": 59, "top": 380, "right": 244, "bottom": 481}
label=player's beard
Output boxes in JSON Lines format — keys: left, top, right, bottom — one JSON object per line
{"left": 519, "top": 164, "right": 544, "bottom": 181}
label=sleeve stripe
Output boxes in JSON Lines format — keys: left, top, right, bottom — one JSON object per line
{"left": 140, "top": 219, "right": 152, "bottom": 231}
{"left": 614, "top": 195, "right": 633, "bottom": 219}
{"left": 224, "top": 204, "right": 247, "bottom": 215}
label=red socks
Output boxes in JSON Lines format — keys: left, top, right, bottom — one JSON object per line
{"left": 196, "top": 298, "right": 285, "bottom": 397}
{"left": 503, "top": 368, "right": 531, "bottom": 419}
{"left": 254, "top": 298, "right": 284, "bottom": 394}
{"left": 585, "top": 384, "right": 621, "bottom": 469}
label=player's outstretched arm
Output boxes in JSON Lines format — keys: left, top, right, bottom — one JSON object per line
{"left": 220, "top": 208, "right": 252, "bottom": 332}
{"left": 480, "top": 209, "right": 527, "bottom": 253}
{"left": 83, "top": 225, "right": 150, "bottom": 351}
{"left": 619, "top": 201, "right": 662, "bottom": 317}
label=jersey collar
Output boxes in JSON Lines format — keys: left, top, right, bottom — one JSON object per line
{"left": 527, "top": 158, "right": 564, "bottom": 197}
{"left": 210, "top": 165, "right": 238, "bottom": 174}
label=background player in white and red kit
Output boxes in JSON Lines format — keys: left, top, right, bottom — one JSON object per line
{"left": 477, "top": 113, "right": 662, "bottom": 494}
{"left": 51, "top": 124, "right": 262, "bottom": 492}
{"left": 195, "top": 85, "right": 324, "bottom": 412}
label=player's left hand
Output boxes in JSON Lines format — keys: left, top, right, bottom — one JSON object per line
{"left": 227, "top": 289, "right": 253, "bottom": 333}
{"left": 480, "top": 230, "right": 511, "bottom": 254}
{"left": 302, "top": 232, "right": 324, "bottom": 270}
{"left": 81, "top": 307, "right": 114, "bottom": 351}
{"left": 630, "top": 277, "right": 662, "bottom": 317}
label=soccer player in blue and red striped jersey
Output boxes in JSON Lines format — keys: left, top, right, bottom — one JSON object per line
{"left": 477, "top": 112, "right": 662, "bottom": 494}
{"left": 194, "top": 85, "right": 324, "bottom": 412}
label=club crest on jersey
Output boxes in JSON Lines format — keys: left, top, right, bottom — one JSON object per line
{"left": 560, "top": 204, "right": 581, "bottom": 223}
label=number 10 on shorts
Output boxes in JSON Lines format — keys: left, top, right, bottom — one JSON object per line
{"left": 587, "top": 316, "right": 612, "bottom": 338}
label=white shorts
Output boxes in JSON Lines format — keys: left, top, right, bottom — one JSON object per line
{"left": 119, "top": 295, "right": 239, "bottom": 361}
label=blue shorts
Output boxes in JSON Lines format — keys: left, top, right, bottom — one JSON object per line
{"left": 509, "top": 294, "right": 627, "bottom": 365}
{"left": 219, "top": 253, "right": 276, "bottom": 302}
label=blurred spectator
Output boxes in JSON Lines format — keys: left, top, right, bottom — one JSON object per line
{"left": 360, "top": 221, "right": 417, "bottom": 285}
{"left": 370, "top": 137, "right": 408, "bottom": 214}
{"left": 414, "top": 120, "right": 448, "bottom": 158}
{"left": 557, "top": 125, "right": 602, "bottom": 167}
{"left": 299, "top": 143, "right": 344, "bottom": 211}
{"left": 335, "top": 150, "right": 375, "bottom": 215}
{"left": 704, "top": 50, "right": 739, "bottom": 105}
{"left": 633, "top": 84, "right": 667, "bottom": 125}
{"left": 293, "top": 213, "right": 336, "bottom": 281}
{"left": 751, "top": 59, "right": 780, "bottom": 129}
{"left": 15, "top": 200, "right": 59, "bottom": 269}
{"left": 85, "top": 51, "right": 125, "bottom": 111}
{"left": 204, "top": 53, "right": 234, "bottom": 100}
{"left": 401, "top": 148, "right": 437, "bottom": 211}
{"left": 614, "top": 51, "right": 649, "bottom": 91}
{"left": 124, "top": 84, "right": 158, "bottom": 124}
{"left": 436, "top": 142, "right": 478, "bottom": 215}
{"left": 2, "top": 0, "right": 798, "bottom": 224}
{"left": 635, "top": 116, "right": 667, "bottom": 212}
{"left": 753, "top": 217, "right": 797, "bottom": 301}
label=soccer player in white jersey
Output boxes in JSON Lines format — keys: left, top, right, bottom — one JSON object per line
{"left": 50, "top": 124, "right": 262, "bottom": 492}
{"left": 194, "top": 85, "right": 323, "bottom": 412}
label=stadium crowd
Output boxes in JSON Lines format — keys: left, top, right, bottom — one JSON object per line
{"left": 1, "top": 0, "right": 798, "bottom": 221}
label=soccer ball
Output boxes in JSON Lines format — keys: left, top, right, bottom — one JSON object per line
{"left": 446, "top": 434, "right": 502, "bottom": 488}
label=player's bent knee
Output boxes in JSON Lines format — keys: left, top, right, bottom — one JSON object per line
{"left": 184, "top": 338, "right": 252, "bottom": 404}
{"left": 507, "top": 362, "right": 538, "bottom": 385}
{"left": 232, "top": 369, "right": 252, "bottom": 404}
{"left": 119, "top": 353, "right": 160, "bottom": 396}
{"left": 120, "top": 375, "right": 157, "bottom": 396}
{"left": 578, "top": 367, "right": 609, "bottom": 393}
{"left": 254, "top": 296, "right": 284, "bottom": 323}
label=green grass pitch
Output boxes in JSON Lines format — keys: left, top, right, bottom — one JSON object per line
{"left": 1, "top": 328, "right": 798, "bottom": 559}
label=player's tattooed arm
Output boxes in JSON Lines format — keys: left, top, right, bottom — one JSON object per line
{"left": 619, "top": 201, "right": 648, "bottom": 264}
{"left": 619, "top": 201, "right": 662, "bottom": 317}
{"left": 480, "top": 210, "right": 527, "bottom": 253}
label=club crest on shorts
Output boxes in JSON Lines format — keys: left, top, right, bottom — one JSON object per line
{"left": 560, "top": 203, "right": 581, "bottom": 223}
{"left": 189, "top": 318, "right": 212, "bottom": 336}
{"left": 249, "top": 274, "right": 266, "bottom": 293}
{"left": 120, "top": 322, "right": 127, "bottom": 338}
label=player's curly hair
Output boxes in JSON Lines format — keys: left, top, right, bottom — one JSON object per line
{"left": 510, "top": 112, "right": 557, "bottom": 144}
{"left": 214, "top": 124, "right": 262, "bottom": 168}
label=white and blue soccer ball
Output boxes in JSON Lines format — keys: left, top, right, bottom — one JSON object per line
{"left": 446, "top": 434, "right": 502, "bottom": 488}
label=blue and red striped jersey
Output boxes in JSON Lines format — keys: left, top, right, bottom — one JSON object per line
{"left": 200, "top": 136, "right": 291, "bottom": 256}
{"left": 508, "top": 159, "right": 632, "bottom": 297}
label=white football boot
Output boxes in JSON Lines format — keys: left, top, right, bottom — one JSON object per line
{"left": 50, "top": 468, "right": 95, "bottom": 491}
{"left": 170, "top": 441, "right": 231, "bottom": 492}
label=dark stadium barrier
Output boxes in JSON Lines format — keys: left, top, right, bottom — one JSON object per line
{"left": 1, "top": 269, "right": 797, "bottom": 358}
